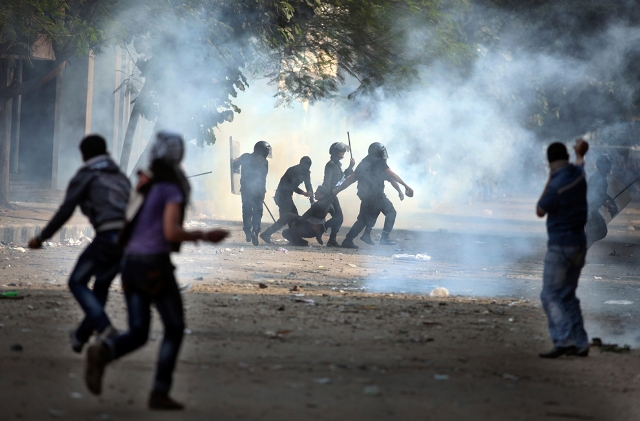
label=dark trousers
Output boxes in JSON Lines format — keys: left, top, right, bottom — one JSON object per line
{"left": 108, "top": 254, "right": 185, "bottom": 394}
{"left": 241, "top": 191, "right": 265, "bottom": 233}
{"left": 68, "top": 229, "right": 122, "bottom": 344}
{"left": 325, "top": 196, "right": 344, "bottom": 238}
{"left": 345, "top": 195, "right": 396, "bottom": 241}
{"left": 274, "top": 193, "right": 298, "bottom": 219}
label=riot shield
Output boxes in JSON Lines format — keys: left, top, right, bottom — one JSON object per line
{"left": 230, "top": 136, "right": 241, "bottom": 195}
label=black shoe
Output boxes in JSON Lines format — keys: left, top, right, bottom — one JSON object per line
{"left": 360, "top": 234, "right": 375, "bottom": 245}
{"left": 539, "top": 346, "right": 576, "bottom": 359}
{"left": 251, "top": 232, "right": 260, "bottom": 246}
{"left": 380, "top": 238, "right": 396, "bottom": 245}
{"left": 260, "top": 232, "right": 272, "bottom": 244}
{"left": 69, "top": 330, "right": 84, "bottom": 354}
{"left": 149, "top": 392, "right": 185, "bottom": 410}
{"left": 85, "top": 343, "right": 112, "bottom": 395}
{"left": 244, "top": 230, "right": 252, "bottom": 242}
{"left": 327, "top": 239, "right": 340, "bottom": 247}
{"left": 569, "top": 345, "right": 589, "bottom": 357}
{"left": 342, "top": 239, "right": 359, "bottom": 249}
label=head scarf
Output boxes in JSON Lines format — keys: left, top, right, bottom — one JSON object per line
{"left": 149, "top": 130, "right": 191, "bottom": 202}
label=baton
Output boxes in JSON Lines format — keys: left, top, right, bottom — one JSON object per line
{"left": 612, "top": 178, "right": 638, "bottom": 201}
{"left": 186, "top": 171, "right": 213, "bottom": 179}
{"left": 263, "top": 201, "right": 277, "bottom": 223}
{"left": 347, "top": 132, "right": 353, "bottom": 160}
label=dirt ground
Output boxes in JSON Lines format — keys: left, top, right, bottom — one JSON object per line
{"left": 1, "top": 212, "right": 640, "bottom": 421}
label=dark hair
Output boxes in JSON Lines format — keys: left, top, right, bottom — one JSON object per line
{"left": 547, "top": 142, "right": 569, "bottom": 163}
{"left": 316, "top": 185, "right": 330, "bottom": 196}
{"left": 149, "top": 159, "right": 187, "bottom": 198}
{"left": 80, "top": 135, "right": 107, "bottom": 161}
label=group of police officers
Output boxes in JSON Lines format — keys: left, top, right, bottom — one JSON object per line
{"left": 233, "top": 140, "right": 415, "bottom": 249}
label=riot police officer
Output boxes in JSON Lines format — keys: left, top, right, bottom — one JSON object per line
{"left": 233, "top": 141, "right": 271, "bottom": 245}
{"left": 334, "top": 142, "right": 414, "bottom": 249}
{"left": 321, "top": 142, "right": 355, "bottom": 247}
{"left": 586, "top": 154, "right": 617, "bottom": 248}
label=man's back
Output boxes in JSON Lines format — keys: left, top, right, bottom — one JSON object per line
{"left": 238, "top": 152, "right": 268, "bottom": 194}
{"left": 538, "top": 163, "right": 587, "bottom": 246}
{"left": 355, "top": 155, "right": 389, "bottom": 199}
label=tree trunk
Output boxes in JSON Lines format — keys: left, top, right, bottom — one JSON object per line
{"left": 128, "top": 120, "right": 159, "bottom": 178}
{"left": 0, "top": 59, "right": 14, "bottom": 208}
{"left": 119, "top": 100, "right": 142, "bottom": 173}
{"left": 119, "top": 81, "right": 148, "bottom": 173}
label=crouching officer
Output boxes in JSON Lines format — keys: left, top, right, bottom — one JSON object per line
{"left": 233, "top": 141, "right": 271, "bottom": 245}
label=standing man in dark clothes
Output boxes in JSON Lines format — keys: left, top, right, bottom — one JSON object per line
{"left": 322, "top": 142, "right": 355, "bottom": 247}
{"left": 261, "top": 186, "right": 334, "bottom": 246}
{"left": 333, "top": 142, "right": 414, "bottom": 249}
{"left": 536, "top": 140, "right": 590, "bottom": 358}
{"left": 233, "top": 141, "right": 271, "bottom": 246}
{"left": 28, "top": 135, "right": 131, "bottom": 352}
{"left": 273, "top": 156, "right": 314, "bottom": 218}
{"left": 585, "top": 154, "right": 617, "bottom": 248}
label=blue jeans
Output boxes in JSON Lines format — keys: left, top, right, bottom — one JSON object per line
{"left": 108, "top": 254, "right": 185, "bottom": 394}
{"left": 541, "top": 245, "right": 589, "bottom": 349}
{"left": 68, "top": 230, "right": 122, "bottom": 344}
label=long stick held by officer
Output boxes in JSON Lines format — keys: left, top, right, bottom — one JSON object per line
{"left": 321, "top": 142, "right": 355, "bottom": 247}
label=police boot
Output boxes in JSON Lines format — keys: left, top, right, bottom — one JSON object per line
{"left": 379, "top": 231, "right": 396, "bottom": 246}
{"left": 327, "top": 234, "right": 340, "bottom": 247}
{"left": 251, "top": 229, "right": 260, "bottom": 246}
{"left": 341, "top": 238, "right": 359, "bottom": 249}
{"left": 243, "top": 228, "right": 252, "bottom": 243}
{"left": 360, "top": 233, "right": 375, "bottom": 245}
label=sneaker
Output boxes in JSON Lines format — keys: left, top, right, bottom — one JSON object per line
{"left": 360, "top": 234, "right": 375, "bottom": 245}
{"left": 341, "top": 239, "right": 359, "bottom": 249}
{"left": 251, "top": 232, "right": 259, "bottom": 246}
{"left": 539, "top": 346, "right": 576, "bottom": 359}
{"left": 260, "top": 232, "right": 272, "bottom": 244}
{"left": 69, "top": 330, "right": 84, "bottom": 354}
{"left": 148, "top": 392, "right": 185, "bottom": 410}
{"left": 85, "top": 343, "right": 112, "bottom": 395}
{"left": 327, "top": 238, "right": 340, "bottom": 247}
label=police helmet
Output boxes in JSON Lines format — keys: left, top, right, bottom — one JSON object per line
{"left": 254, "top": 141, "right": 272, "bottom": 158}
{"left": 596, "top": 154, "right": 612, "bottom": 173}
{"left": 368, "top": 142, "right": 388, "bottom": 160}
{"left": 329, "top": 142, "right": 350, "bottom": 157}
{"left": 299, "top": 156, "right": 312, "bottom": 169}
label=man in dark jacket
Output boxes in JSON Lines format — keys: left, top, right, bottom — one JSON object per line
{"left": 585, "top": 154, "right": 617, "bottom": 248}
{"left": 321, "top": 142, "right": 354, "bottom": 247}
{"left": 334, "top": 142, "right": 414, "bottom": 249}
{"left": 274, "top": 156, "right": 314, "bottom": 218}
{"left": 536, "top": 140, "right": 589, "bottom": 358}
{"left": 233, "top": 141, "right": 271, "bottom": 245}
{"left": 28, "top": 135, "right": 131, "bottom": 353}
{"left": 261, "top": 186, "right": 335, "bottom": 246}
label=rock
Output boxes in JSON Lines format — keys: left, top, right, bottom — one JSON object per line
{"left": 10, "top": 343, "right": 23, "bottom": 352}
{"left": 429, "top": 287, "right": 449, "bottom": 298}
{"left": 363, "top": 386, "right": 381, "bottom": 396}
{"left": 259, "top": 283, "right": 268, "bottom": 289}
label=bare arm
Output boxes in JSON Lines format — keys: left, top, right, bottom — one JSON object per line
{"left": 389, "top": 179, "right": 404, "bottom": 201}
{"left": 385, "top": 168, "right": 414, "bottom": 197}
{"left": 163, "top": 202, "right": 229, "bottom": 243}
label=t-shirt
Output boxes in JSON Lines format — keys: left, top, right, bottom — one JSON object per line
{"left": 354, "top": 155, "right": 390, "bottom": 199}
{"left": 537, "top": 164, "right": 587, "bottom": 246}
{"left": 125, "top": 182, "right": 184, "bottom": 255}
